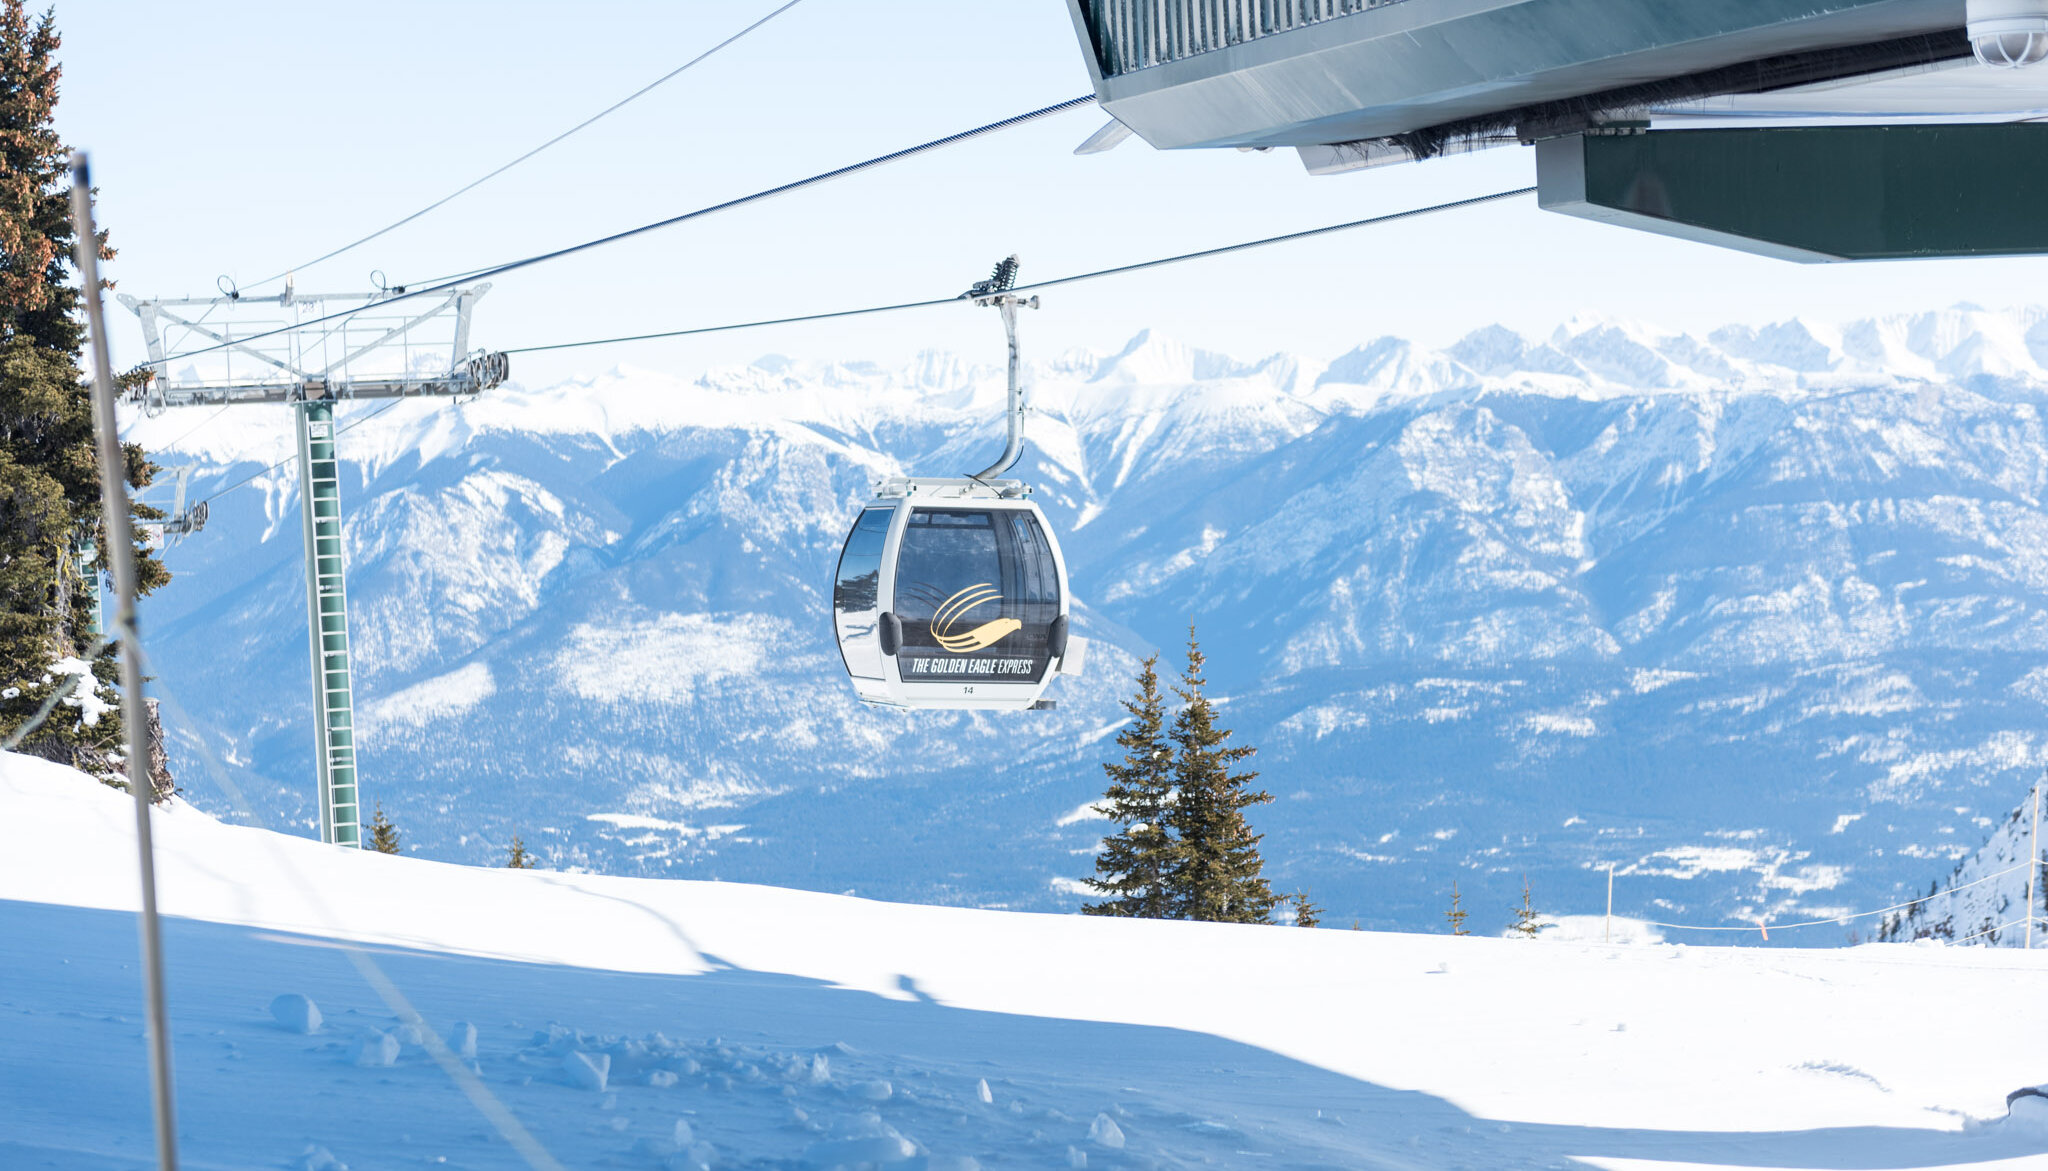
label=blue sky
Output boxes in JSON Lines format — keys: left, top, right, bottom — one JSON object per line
{"left": 55, "top": 1, "right": 2048, "bottom": 386}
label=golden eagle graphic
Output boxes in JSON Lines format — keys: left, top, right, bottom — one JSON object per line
{"left": 928, "top": 583, "right": 1021, "bottom": 653}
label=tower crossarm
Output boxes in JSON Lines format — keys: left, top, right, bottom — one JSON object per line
{"left": 116, "top": 283, "right": 504, "bottom": 411}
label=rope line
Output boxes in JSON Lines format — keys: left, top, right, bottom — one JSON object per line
{"left": 152, "top": 95, "right": 1100, "bottom": 368}
{"left": 1639, "top": 858, "right": 2039, "bottom": 934}
{"left": 504, "top": 186, "right": 1539, "bottom": 355}
{"left": 1956, "top": 915, "right": 2035, "bottom": 946}
{"left": 244, "top": 0, "right": 807, "bottom": 290}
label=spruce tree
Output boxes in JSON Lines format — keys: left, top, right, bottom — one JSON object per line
{"left": 1291, "top": 889, "right": 1322, "bottom": 928}
{"left": 506, "top": 835, "right": 534, "bottom": 869}
{"left": 1164, "top": 625, "right": 1276, "bottom": 924}
{"left": 1511, "top": 876, "right": 1541, "bottom": 939}
{"left": 1082, "top": 653, "right": 1177, "bottom": 918}
{"left": 368, "top": 803, "right": 401, "bottom": 854}
{"left": 1446, "top": 882, "right": 1469, "bottom": 935}
{"left": 0, "top": 0, "right": 168, "bottom": 789}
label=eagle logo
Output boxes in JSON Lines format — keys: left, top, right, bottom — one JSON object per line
{"left": 928, "top": 583, "right": 1021, "bottom": 653}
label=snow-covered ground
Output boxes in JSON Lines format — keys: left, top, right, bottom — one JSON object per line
{"left": 5, "top": 753, "right": 2048, "bottom": 1171}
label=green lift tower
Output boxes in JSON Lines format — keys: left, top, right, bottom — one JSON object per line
{"left": 119, "top": 283, "right": 509, "bottom": 846}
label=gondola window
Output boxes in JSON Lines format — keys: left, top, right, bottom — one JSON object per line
{"left": 833, "top": 507, "right": 893, "bottom": 679}
{"left": 895, "top": 508, "right": 1059, "bottom": 682}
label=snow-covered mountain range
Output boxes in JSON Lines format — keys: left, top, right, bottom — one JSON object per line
{"left": 127, "top": 305, "right": 2048, "bottom": 936}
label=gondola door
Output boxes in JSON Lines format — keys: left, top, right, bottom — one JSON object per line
{"left": 881, "top": 502, "right": 1066, "bottom": 708}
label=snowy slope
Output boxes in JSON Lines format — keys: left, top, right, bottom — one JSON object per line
{"left": 1888, "top": 792, "right": 2046, "bottom": 946}
{"left": 118, "top": 305, "right": 2048, "bottom": 936}
{"left": 7, "top": 755, "right": 2048, "bottom": 1171}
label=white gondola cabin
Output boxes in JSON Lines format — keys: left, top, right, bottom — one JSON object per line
{"left": 830, "top": 258, "right": 1085, "bottom": 710}
{"left": 834, "top": 476, "right": 1083, "bottom": 710}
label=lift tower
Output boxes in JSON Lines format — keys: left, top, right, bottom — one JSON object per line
{"left": 119, "top": 283, "right": 509, "bottom": 846}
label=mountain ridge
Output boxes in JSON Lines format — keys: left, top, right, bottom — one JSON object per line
{"left": 122, "top": 306, "right": 2048, "bottom": 936}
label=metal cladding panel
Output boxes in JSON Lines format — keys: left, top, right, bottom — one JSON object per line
{"left": 1089, "top": 0, "right": 1960, "bottom": 148}
{"left": 1537, "top": 124, "right": 2048, "bottom": 261}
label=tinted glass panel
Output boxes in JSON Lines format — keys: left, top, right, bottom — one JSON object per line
{"left": 833, "top": 507, "right": 892, "bottom": 680}
{"left": 893, "top": 507, "right": 1059, "bottom": 683}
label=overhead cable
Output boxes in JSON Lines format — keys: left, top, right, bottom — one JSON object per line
{"left": 155, "top": 94, "right": 1100, "bottom": 368}
{"left": 193, "top": 398, "right": 406, "bottom": 508}
{"left": 184, "top": 187, "right": 1529, "bottom": 507}
{"left": 503, "top": 186, "right": 1539, "bottom": 355}
{"left": 243, "top": 0, "right": 809, "bottom": 291}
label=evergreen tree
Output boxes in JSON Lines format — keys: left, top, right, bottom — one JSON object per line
{"left": 368, "top": 802, "right": 400, "bottom": 855}
{"left": 506, "top": 835, "right": 533, "bottom": 869}
{"left": 0, "top": 0, "right": 168, "bottom": 789}
{"left": 1511, "top": 876, "right": 1542, "bottom": 939}
{"left": 1164, "top": 625, "right": 1276, "bottom": 924}
{"left": 1445, "top": 882, "right": 1469, "bottom": 935}
{"left": 1082, "top": 653, "right": 1177, "bottom": 919}
{"left": 1290, "top": 889, "right": 1322, "bottom": 928}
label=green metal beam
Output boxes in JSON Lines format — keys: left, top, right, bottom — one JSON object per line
{"left": 1536, "top": 124, "right": 2048, "bottom": 262}
{"left": 295, "top": 398, "right": 360, "bottom": 848}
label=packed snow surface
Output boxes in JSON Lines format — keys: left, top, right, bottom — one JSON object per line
{"left": 4, "top": 755, "right": 2047, "bottom": 1170}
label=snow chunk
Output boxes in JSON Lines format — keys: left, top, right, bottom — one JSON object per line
{"left": 1087, "top": 1114, "right": 1126, "bottom": 1149}
{"left": 562, "top": 1049, "right": 610, "bottom": 1091}
{"left": 296, "top": 1145, "right": 347, "bottom": 1171}
{"left": 449, "top": 1020, "right": 477, "bottom": 1060}
{"left": 848, "top": 1077, "right": 893, "bottom": 1101}
{"left": 975, "top": 1077, "right": 993, "bottom": 1104}
{"left": 803, "top": 1136, "right": 916, "bottom": 1167}
{"left": 354, "top": 1030, "right": 399, "bottom": 1068}
{"left": 268, "top": 993, "right": 321, "bottom": 1034}
{"left": 2003, "top": 1086, "right": 2048, "bottom": 1135}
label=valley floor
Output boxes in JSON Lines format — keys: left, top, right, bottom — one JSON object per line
{"left": 2, "top": 752, "right": 2045, "bottom": 1171}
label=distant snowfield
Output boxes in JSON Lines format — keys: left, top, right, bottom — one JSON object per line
{"left": 5, "top": 756, "right": 2047, "bottom": 1170}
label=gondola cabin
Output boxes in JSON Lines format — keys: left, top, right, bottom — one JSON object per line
{"left": 834, "top": 476, "right": 1084, "bottom": 710}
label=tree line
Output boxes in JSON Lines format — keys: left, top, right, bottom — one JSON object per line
{"left": 0, "top": 0, "right": 172, "bottom": 797}
{"left": 1082, "top": 626, "right": 1548, "bottom": 936}
{"left": 1081, "top": 626, "right": 1297, "bottom": 924}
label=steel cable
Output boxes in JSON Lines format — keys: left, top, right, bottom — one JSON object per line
{"left": 503, "top": 186, "right": 1538, "bottom": 355}
{"left": 243, "top": 0, "right": 809, "bottom": 291}
{"left": 151, "top": 95, "right": 1100, "bottom": 368}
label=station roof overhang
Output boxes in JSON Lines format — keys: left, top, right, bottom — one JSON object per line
{"left": 1073, "top": 0, "right": 1970, "bottom": 151}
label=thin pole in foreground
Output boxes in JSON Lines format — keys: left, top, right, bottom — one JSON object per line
{"left": 69, "top": 151, "right": 180, "bottom": 1171}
